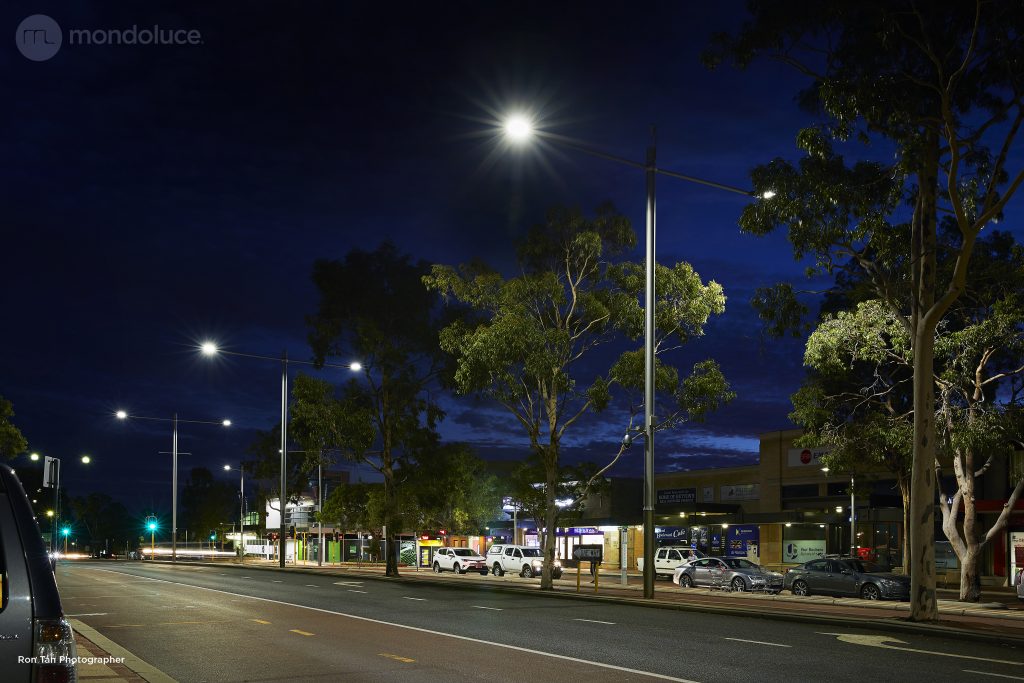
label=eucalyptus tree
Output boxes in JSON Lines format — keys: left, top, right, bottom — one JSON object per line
{"left": 424, "top": 203, "right": 734, "bottom": 589}
{"left": 708, "top": 0, "right": 1024, "bottom": 620}
{"left": 0, "top": 395, "right": 28, "bottom": 459}
{"left": 306, "top": 243, "right": 452, "bottom": 576}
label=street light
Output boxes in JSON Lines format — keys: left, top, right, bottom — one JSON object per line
{"left": 116, "top": 410, "right": 231, "bottom": 562}
{"left": 33, "top": 453, "right": 91, "bottom": 553}
{"left": 502, "top": 115, "right": 767, "bottom": 599}
{"left": 224, "top": 463, "right": 247, "bottom": 561}
{"left": 199, "top": 341, "right": 360, "bottom": 568}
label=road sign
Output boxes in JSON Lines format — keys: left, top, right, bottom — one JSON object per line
{"left": 572, "top": 544, "right": 603, "bottom": 562}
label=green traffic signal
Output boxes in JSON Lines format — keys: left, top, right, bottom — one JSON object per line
{"left": 209, "top": 534, "right": 215, "bottom": 540}
{"left": 147, "top": 521, "right": 157, "bottom": 532}
{"left": 61, "top": 527, "right": 70, "bottom": 536}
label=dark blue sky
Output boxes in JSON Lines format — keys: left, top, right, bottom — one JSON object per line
{"left": 5, "top": 2, "right": 1021, "bottom": 515}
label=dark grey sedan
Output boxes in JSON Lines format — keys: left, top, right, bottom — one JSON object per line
{"left": 784, "top": 557, "right": 910, "bottom": 600}
{"left": 673, "top": 557, "right": 785, "bottom": 592}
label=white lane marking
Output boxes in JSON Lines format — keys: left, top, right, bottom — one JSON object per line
{"left": 403, "top": 597, "right": 427, "bottom": 601}
{"left": 573, "top": 618, "right": 615, "bottom": 625}
{"left": 473, "top": 606, "right": 503, "bottom": 611}
{"left": 964, "top": 671, "right": 1024, "bottom": 680}
{"left": 67, "top": 613, "right": 108, "bottom": 617}
{"left": 305, "top": 584, "right": 320, "bottom": 587}
{"left": 333, "top": 581, "right": 364, "bottom": 586}
{"left": 819, "top": 634, "right": 1023, "bottom": 666}
{"left": 83, "top": 567, "right": 697, "bottom": 682}
{"left": 241, "top": 576, "right": 252, "bottom": 579}
{"left": 723, "top": 638, "right": 791, "bottom": 648}
{"left": 348, "top": 589, "right": 368, "bottom": 594}
{"left": 272, "top": 580, "right": 283, "bottom": 583}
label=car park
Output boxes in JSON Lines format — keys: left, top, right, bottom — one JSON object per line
{"left": 485, "top": 544, "right": 562, "bottom": 578}
{"left": 674, "top": 556, "right": 784, "bottom": 592}
{"left": 432, "top": 547, "right": 488, "bottom": 575}
{"left": 636, "top": 546, "right": 707, "bottom": 578}
{"left": 0, "top": 464, "right": 78, "bottom": 683}
{"left": 784, "top": 556, "right": 910, "bottom": 600}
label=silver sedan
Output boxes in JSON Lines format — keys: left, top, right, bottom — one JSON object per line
{"left": 673, "top": 557, "right": 784, "bottom": 593}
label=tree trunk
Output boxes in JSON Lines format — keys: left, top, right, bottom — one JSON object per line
{"left": 541, "top": 446, "right": 558, "bottom": 591}
{"left": 384, "top": 468, "right": 400, "bottom": 577}
{"left": 908, "top": 132, "right": 940, "bottom": 622}
{"left": 960, "top": 548, "right": 982, "bottom": 602}
{"left": 899, "top": 477, "right": 911, "bottom": 572}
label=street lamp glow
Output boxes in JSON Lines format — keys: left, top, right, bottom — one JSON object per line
{"left": 222, "top": 419, "right": 232, "bottom": 427}
{"left": 30, "top": 452, "right": 40, "bottom": 461}
{"left": 81, "top": 455, "right": 91, "bottom": 464}
{"left": 46, "top": 510, "right": 54, "bottom": 518}
{"left": 224, "top": 464, "right": 231, "bottom": 471}
{"left": 349, "top": 361, "right": 362, "bottom": 372}
{"left": 820, "top": 467, "right": 830, "bottom": 473}
{"left": 761, "top": 190, "right": 776, "bottom": 199}
{"left": 201, "top": 341, "right": 219, "bottom": 356}
{"left": 116, "top": 410, "right": 127, "bottom": 420}
{"left": 503, "top": 114, "right": 534, "bottom": 142}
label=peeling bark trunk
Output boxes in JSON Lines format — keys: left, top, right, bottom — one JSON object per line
{"left": 960, "top": 549, "right": 982, "bottom": 602}
{"left": 899, "top": 477, "right": 911, "bottom": 571}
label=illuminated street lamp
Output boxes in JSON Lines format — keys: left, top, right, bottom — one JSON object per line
{"left": 117, "top": 410, "right": 231, "bottom": 562}
{"left": 502, "top": 115, "right": 769, "bottom": 599}
{"left": 32, "top": 453, "right": 91, "bottom": 553}
{"left": 200, "top": 341, "right": 360, "bottom": 568}
{"left": 30, "top": 452, "right": 40, "bottom": 462}
{"left": 224, "top": 463, "right": 247, "bottom": 561}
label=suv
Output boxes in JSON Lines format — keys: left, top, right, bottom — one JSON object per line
{"left": 432, "top": 547, "right": 488, "bottom": 575}
{"left": 0, "top": 464, "right": 78, "bottom": 682}
{"left": 636, "top": 546, "right": 707, "bottom": 578}
{"left": 486, "top": 544, "right": 562, "bottom": 579}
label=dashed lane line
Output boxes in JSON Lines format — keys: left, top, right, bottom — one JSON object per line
{"left": 348, "top": 589, "right": 368, "bottom": 594}
{"left": 379, "top": 653, "right": 415, "bottom": 663}
{"left": 290, "top": 629, "right": 315, "bottom": 636}
{"left": 573, "top": 618, "right": 615, "bottom": 625}
{"left": 251, "top": 619, "right": 271, "bottom": 625}
{"left": 403, "top": 597, "right": 427, "bottom": 601}
{"left": 473, "top": 606, "right": 503, "bottom": 611}
{"left": 723, "top": 638, "right": 791, "bottom": 648}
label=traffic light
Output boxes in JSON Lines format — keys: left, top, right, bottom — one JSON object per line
{"left": 61, "top": 527, "right": 70, "bottom": 537}
{"left": 147, "top": 520, "right": 157, "bottom": 532}
{"left": 210, "top": 533, "right": 216, "bottom": 541}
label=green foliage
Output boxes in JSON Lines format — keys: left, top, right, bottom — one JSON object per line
{"left": 0, "top": 395, "right": 28, "bottom": 460}
{"left": 425, "top": 203, "right": 732, "bottom": 586}
{"left": 179, "top": 467, "right": 236, "bottom": 540}
{"left": 400, "top": 443, "right": 502, "bottom": 535}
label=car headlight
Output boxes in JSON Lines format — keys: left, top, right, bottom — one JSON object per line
{"left": 532, "top": 559, "right": 543, "bottom": 567}
{"left": 554, "top": 560, "right": 561, "bottom": 567}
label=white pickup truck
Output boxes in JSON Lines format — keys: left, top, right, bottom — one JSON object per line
{"left": 485, "top": 544, "right": 563, "bottom": 579}
{"left": 637, "top": 546, "right": 706, "bottom": 578}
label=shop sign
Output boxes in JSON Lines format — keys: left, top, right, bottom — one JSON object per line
{"left": 702, "top": 486, "right": 714, "bottom": 502}
{"left": 572, "top": 544, "right": 603, "bottom": 561}
{"left": 787, "top": 447, "right": 829, "bottom": 467}
{"left": 657, "top": 488, "right": 696, "bottom": 505}
{"left": 655, "top": 526, "right": 688, "bottom": 541}
{"left": 726, "top": 524, "right": 760, "bottom": 558}
{"left": 721, "top": 483, "right": 760, "bottom": 501}
{"left": 784, "top": 540, "right": 826, "bottom": 562}
{"left": 557, "top": 527, "right": 600, "bottom": 535}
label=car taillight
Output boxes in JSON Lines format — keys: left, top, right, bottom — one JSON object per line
{"left": 34, "top": 617, "right": 77, "bottom": 683}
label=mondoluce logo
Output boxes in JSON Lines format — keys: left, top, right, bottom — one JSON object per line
{"left": 16, "top": 14, "right": 202, "bottom": 62}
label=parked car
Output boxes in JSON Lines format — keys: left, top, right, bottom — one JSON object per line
{"left": 784, "top": 556, "right": 910, "bottom": 600}
{"left": 1014, "top": 568, "right": 1024, "bottom": 602}
{"left": 636, "top": 546, "right": 707, "bottom": 578}
{"left": 0, "top": 464, "right": 78, "bottom": 683}
{"left": 485, "top": 544, "right": 562, "bottom": 578}
{"left": 674, "top": 557, "right": 784, "bottom": 592}
{"left": 433, "top": 547, "right": 488, "bottom": 575}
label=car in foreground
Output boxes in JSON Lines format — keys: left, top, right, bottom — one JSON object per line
{"left": 433, "top": 547, "right": 488, "bottom": 575}
{"left": 0, "top": 464, "right": 78, "bottom": 683}
{"left": 673, "top": 556, "right": 784, "bottom": 592}
{"left": 784, "top": 557, "right": 910, "bottom": 600}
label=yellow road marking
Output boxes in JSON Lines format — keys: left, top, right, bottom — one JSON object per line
{"left": 251, "top": 619, "right": 271, "bottom": 625}
{"left": 378, "top": 652, "right": 415, "bottom": 663}
{"left": 290, "top": 629, "right": 315, "bottom": 636}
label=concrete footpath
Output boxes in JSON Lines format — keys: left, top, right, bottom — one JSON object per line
{"left": 61, "top": 558, "right": 1023, "bottom": 682}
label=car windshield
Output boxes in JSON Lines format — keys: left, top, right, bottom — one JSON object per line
{"left": 521, "top": 549, "right": 543, "bottom": 557}
{"left": 723, "top": 558, "right": 757, "bottom": 569}
{"left": 453, "top": 549, "right": 476, "bottom": 557}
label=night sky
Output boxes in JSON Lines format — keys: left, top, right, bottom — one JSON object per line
{"left": 5, "top": 2, "right": 1021, "bottom": 515}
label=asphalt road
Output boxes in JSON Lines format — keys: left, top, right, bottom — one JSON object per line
{"left": 58, "top": 561, "right": 1024, "bottom": 683}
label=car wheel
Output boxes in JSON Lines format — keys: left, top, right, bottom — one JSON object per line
{"left": 792, "top": 580, "right": 809, "bottom": 596}
{"left": 480, "top": 570, "right": 489, "bottom": 576}
{"left": 861, "top": 583, "right": 881, "bottom": 600}
{"left": 493, "top": 563, "right": 504, "bottom": 577}
{"left": 731, "top": 577, "right": 746, "bottom": 592}
{"left": 680, "top": 575, "right": 694, "bottom": 588}
{"left": 454, "top": 563, "right": 463, "bottom": 574}
{"left": 521, "top": 565, "right": 533, "bottom": 578}
{"left": 433, "top": 562, "right": 442, "bottom": 573}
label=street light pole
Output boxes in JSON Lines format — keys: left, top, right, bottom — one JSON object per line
{"left": 850, "top": 473, "right": 856, "bottom": 557}
{"left": 172, "top": 413, "right": 178, "bottom": 562}
{"left": 280, "top": 351, "right": 289, "bottom": 568}
{"left": 642, "top": 135, "right": 657, "bottom": 600}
